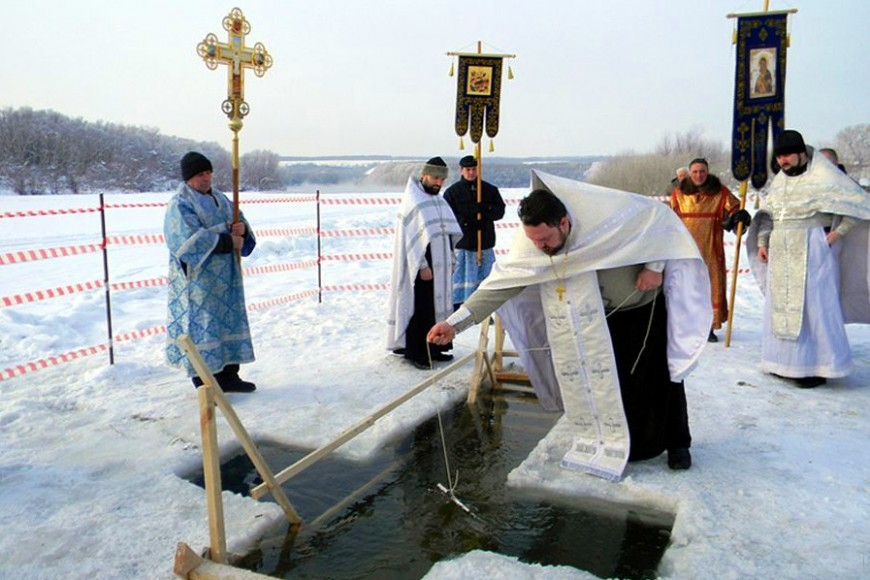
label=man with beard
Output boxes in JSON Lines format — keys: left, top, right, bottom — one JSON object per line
{"left": 428, "top": 173, "right": 711, "bottom": 478}
{"left": 746, "top": 130, "right": 870, "bottom": 388}
{"left": 387, "top": 157, "right": 462, "bottom": 369}
{"left": 670, "top": 158, "right": 751, "bottom": 342}
{"left": 443, "top": 155, "right": 506, "bottom": 309}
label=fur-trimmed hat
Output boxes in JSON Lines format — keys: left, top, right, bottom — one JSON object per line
{"left": 773, "top": 130, "right": 806, "bottom": 157}
{"left": 180, "top": 151, "right": 213, "bottom": 181}
{"left": 421, "top": 156, "right": 448, "bottom": 178}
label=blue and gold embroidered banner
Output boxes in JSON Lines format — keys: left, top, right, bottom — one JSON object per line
{"left": 731, "top": 12, "right": 789, "bottom": 189}
{"left": 454, "top": 55, "right": 503, "bottom": 143}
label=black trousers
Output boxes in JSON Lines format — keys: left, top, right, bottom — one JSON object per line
{"left": 403, "top": 273, "right": 451, "bottom": 363}
{"left": 606, "top": 297, "right": 691, "bottom": 461}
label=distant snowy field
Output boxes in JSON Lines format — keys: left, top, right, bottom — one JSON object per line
{"left": 0, "top": 188, "right": 868, "bottom": 579}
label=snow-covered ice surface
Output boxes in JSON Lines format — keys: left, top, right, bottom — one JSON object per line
{"left": 0, "top": 190, "right": 867, "bottom": 579}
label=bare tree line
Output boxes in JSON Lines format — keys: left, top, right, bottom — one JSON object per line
{"left": 588, "top": 125, "right": 870, "bottom": 196}
{"left": 2, "top": 107, "right": 866, "bottom": 196}
{"left": 0, "top": 107, "right": 281, "bottom": 195}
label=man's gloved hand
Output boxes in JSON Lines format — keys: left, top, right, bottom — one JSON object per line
{"left": 723, "top": 209, "right": 752, "bottom": 232}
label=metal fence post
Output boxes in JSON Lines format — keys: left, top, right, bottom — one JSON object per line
{"left": 99, "top": 192, "right": 115, "bottom": 365}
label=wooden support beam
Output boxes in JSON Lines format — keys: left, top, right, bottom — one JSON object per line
{"left": 197, "top": 385, "right": 227, "bottom": 564}
{"left": 174, "top": 542, "right": 273, "bottom": 579}
{"left": 178, "top": 335, "right": 302, "bottom": 525}
{"left": 494, "top": 372, "right": 533, "bottom": 384}
{"left": 467, "top": 316, "right": 492, "bottom": 405}
{"left": 494, "top": 315, "right": 506, "bottom": 371}
{"left": 251, "top": 352, "right": 477, "bottom": 499}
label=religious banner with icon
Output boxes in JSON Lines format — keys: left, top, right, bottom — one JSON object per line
{"left": 454, "top": 55, "right": 504, "bottom": 145}
{"left": 731, "top": 12, "right": 790, "bottom": 189}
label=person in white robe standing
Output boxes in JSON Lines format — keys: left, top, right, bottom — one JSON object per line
{"left": 746, "top": 130, "right": 870, "bottom": 388}
{"left": 387, "top": 157, "right": 462, "bottom": 369}
{"left": 428, "top": 172, "right": 711, "bottom": 479}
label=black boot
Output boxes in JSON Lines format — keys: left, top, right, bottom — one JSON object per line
{"left": 668, "top": 448, "right": 692, "bottom": 470}
{"left": 219, "top": 365, "right": 256, "bottom": 393}
{"left": 795, "top": 376, "right": 826, "bottom": 389}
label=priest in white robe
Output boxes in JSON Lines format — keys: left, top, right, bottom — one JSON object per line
{"left": 387, "top": 158, "right": 462, "bottom": 369}
{"left": 746, "top": 130, "right": 870, "bottom": 388}
{"left": 428, "top": 171, "right": 711, "bottom": 480}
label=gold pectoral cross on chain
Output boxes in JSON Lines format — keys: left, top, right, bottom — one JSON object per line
{"left": 549, "top": 249, "right": 570, "bottom": 302}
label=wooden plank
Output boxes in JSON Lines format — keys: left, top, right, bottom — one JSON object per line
{"left": 174, "top": 542, "right": 203, "bottom": 576}
{"left": 495, "top": 383, "right": 535, "bottom": 394}
{"left": 494, "top": 315, "right": 505, "bottom": 371}
{"left": 251, "top": 352, "right": 477, "bottom": 500}
{"left": 178, "top": 335, "right": 302, "bottom": 525}
{"left": 198, "top": 385, "right": 227, "bottom": 564}
{"left": 173, "top": 542, "right": 273, "bottom": 579}
{"left": 482, "top": 349, "right": 498, "bottom": 388}
{"left": 467, "top": 316, "right": 491, "bottom": 405}
{"left": 495, "top": 371, "right": 531, "bottom": 384}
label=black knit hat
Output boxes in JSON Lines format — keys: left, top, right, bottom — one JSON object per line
{"left": 459, "top": 155, "right": 477, "bottom": 168}
{"left": 773, "top": 130, "right": 806, "bottom": 157}
{"left": 180, "top": 151, "right": 213, "bottom": 181}
{"left": 421, "top": 156, "right": 448, "bottom": 178}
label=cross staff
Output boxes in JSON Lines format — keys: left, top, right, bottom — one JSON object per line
{"left": 196, "top": 7, "right": 272, "bottom": 226}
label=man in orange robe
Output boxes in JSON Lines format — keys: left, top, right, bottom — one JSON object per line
{"left": 670, "top": 158, "right": 751, "bottom": 342}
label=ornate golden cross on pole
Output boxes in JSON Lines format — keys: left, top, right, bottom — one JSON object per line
{"left": 197, "top": 7, "right": 272, "bottom": 223}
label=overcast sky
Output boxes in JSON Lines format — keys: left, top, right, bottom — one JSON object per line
{"left": 4, "top": 0, "right": 867, "bottom": 158}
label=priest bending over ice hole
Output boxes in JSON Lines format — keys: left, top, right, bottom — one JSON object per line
{"left": 428, "top": 173, "right": 712, "bottom": 477}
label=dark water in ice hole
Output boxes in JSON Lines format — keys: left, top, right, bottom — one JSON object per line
{"left": 190, "top": 389, "right": 674, "bottom": 579}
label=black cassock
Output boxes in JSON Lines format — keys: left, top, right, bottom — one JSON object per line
{"left": 607, "top": 296, "right": 691, "bottom": 461}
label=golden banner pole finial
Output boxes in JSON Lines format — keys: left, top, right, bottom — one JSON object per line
{"left": 196, "top": 7, "right": 273, "bottom": 229}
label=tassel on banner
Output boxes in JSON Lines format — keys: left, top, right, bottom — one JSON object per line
{"left": 449, "top": 61, "right": 454, "bottom": 77}
{"left": 489, "top": 140, "right": 495, "bottom": 153}
{"left": 459, "top": 137, "right": 465, "bottom": 150}
{"left": 508, "top": 65, "right": 514, "bottom": 80}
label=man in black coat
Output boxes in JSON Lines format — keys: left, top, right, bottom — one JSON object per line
{"left": 443, "top": 155, "right": 506, "bottom": 309}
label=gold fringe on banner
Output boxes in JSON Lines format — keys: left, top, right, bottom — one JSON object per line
{"left": 459, "top": 137, "right": 465, "bottom": 150}
{"left": 449, "top": 61, "right": 454, "bottom": 77}
{"left": 489, "top": 140, "right": 495, "bottom": 152}
{"left": 508, "top": 65, "right": 514, "bottom": 80}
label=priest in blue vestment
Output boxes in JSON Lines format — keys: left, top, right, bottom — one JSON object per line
{"left": 164, "top": 152, "right": 257, "bottom": 393}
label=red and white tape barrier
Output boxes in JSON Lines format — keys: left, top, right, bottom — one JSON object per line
{"left": 322, "top": 283, "right": 390, "bottom": 292}
{"left": 320, "top": 197, "right": 402, "bottom": 205}
{"left": 1, "top": 280, "right": 103, "bottom": 307}
{"left": 0, "top": 244, "right": 104, "bottom": 265}
{"left": 246, "top": 289, "right": 320, "bottom": 311}
{"left": 321, "top": 227, "right": 395, "bottom": 237}
{"left": 321, "top": 252, "right": 393, "bottom": 262}
{"left": 1, "top": 344, "right": 108, "bottom": 381}
{"left": 106, "top": 234, "right": 165, "bottom": 246}
{"left": 1, "top": 207, "right": 100, "bottom": 219}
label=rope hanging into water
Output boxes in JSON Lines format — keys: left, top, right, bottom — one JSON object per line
{"left": 435, "top": 406, "right": 476, "bottom": 516}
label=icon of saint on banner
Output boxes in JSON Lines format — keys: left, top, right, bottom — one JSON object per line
{"left": 749, "top": 48, "right": 776, "bottom": 99}
{"left": 467, "top": 66, "right": 493, "bottom": 96}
